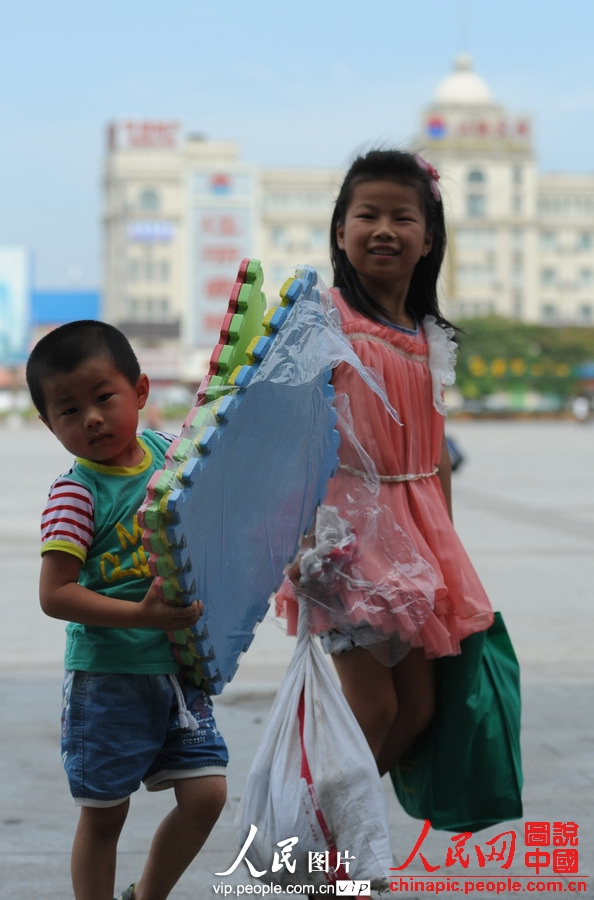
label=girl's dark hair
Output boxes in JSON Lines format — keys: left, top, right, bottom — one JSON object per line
{"left": 330, "top": 148, "right": 453, "bottom": 329}
{"left": 26, "top": 319, "right": 141, "bottom": 419}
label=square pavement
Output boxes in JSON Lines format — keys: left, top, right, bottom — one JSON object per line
{"left": 1, "top": 419, "right": 592, "bottom": 898}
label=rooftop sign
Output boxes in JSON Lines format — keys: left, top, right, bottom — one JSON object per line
{"left": 107, "top": 120, "right": 181, "bottom": 151}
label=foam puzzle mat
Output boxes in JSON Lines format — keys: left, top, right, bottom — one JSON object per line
{"left": 139, "top": 260, "right": 340, "bottom": 693}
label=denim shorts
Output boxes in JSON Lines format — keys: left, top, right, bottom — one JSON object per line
{"left": 61, "top": 670, "right": 228, "bottom": 807}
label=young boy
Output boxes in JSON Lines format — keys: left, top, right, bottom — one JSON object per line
{"left": 26, "top": 320, "right": 228, "bottom": 900}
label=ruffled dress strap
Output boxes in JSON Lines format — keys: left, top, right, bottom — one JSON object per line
{"left": 423, "top": 315, "right": 458, "bottom": 415}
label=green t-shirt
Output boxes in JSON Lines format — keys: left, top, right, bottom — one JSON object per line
{"left": 42, "top": 430, "right": 179, "bottom": 674}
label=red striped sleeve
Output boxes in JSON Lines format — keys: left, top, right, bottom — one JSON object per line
{"left": 41, "top": 478, "right": 94, "bottom": 556}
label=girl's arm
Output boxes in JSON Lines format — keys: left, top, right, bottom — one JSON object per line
{"left": 438, "top": 434, "right": 453, "bottom": 522}
{"left": 39, "top": 550, "right": 202, "bottom": 631}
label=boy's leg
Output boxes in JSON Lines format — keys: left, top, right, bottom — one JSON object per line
{"left": 133, "top": 774, "right": 226, "bottom": 900}
{"left": 71, "top": 799, "right": 130, "bottom": 900}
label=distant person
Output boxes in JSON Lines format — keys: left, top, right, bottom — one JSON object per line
{"left": 26, "top": 321, "right": 228, "bottom": 900}
{"left": 277, "top": 149, "right": 494, "bottom": 774}
{"left": 572, "top": 395, "right": 590, "bottom": 423}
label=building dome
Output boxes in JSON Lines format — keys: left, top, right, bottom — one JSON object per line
{"left": 434, "top": 54, "right": 493, "bottom": 105}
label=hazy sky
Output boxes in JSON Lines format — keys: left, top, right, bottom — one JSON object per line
{"left": 2, "top": 0, "right": 593, "bottom": 288}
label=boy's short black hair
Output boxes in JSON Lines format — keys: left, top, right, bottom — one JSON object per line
{"left": 26, "top": 320, "right": 141, "bottom": 419}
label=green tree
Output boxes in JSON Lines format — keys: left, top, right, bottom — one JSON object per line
{"left": 454, "top": 317, "right": 594, "bottom": 401}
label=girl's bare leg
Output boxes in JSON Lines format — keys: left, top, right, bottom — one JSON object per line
{"left": 377, "top": 648, "right": 434, "bottom": 775}
{"left": 332, "top": 646, "right": 398, "bottom": 761}
{"left": 333, "top": 646, "right": 434, "bottom": 776}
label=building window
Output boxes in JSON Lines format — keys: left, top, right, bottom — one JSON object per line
{"left": 579, "top": 304, "right": 593, "bottom": 321}
{"left": 467, "top": 195, "right": 486, "bottom": 218}
{"left": 579, "top": 269, "right": 593, "bottom": 288}
{"left": 512, "top": 264, "right": 524, "bottom": 288}
{"left": 578, "top": 232, "right": 593, "bottom": 251}
{"left": 309, "top": 226, "right": 326, "bottom": 249}
{"left": 264, "top": 191, "right": 330, "bottom": 212}
{"left": 512, "top": 291, "right": 523, "bottom": 317}
{"left": 128, "top": 258, "right": 171, "bottom": 283}
{"left": 512, "top": 166, "right": 523, "bottom": 186}
{"left": 270, "top": 227, "right": 286, "bottom": 248}
{"left": 458, "top": 263, "right": 494, "bottom": 286}
{"left": 271, "top": 265, "right": 288, "bottom": 283}
{"left": 541, "top": 303, "right": 558, "bottom": 322}
{"left": 467, "top": 169, "right": 485, "bottom": 184}
{"left": 511, "top": 229, "right": 523, "bottom": 251}
{"left": 512, "top": 195, "right": 522, "bottom": 215}
{"left": 541, "top": 268, "right": 556, "bottom": 287}
{"left": 157, "top": 297, "right": 170, "bottom": 319}
{"left": 456, "top": 298, "right": 496, "bottom": 317}
{"left": 127, "top": 296, "right": 171, "bottom": 321}
{"left": 139, "top": 189, "right": 160, "bottom": 211}
{"left": 456, "top": 228, "right": 495, "bottom": 250}
{"left": 540, "top": 231, "right": 556, "bottom": 252}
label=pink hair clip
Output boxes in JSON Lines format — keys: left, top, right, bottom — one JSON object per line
{"left": 414, "top": 154, "right": 441, "bottom": 202}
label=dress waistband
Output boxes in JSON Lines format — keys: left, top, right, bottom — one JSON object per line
{"left": 339, "top": 464, "right": 439, "bottom": 483}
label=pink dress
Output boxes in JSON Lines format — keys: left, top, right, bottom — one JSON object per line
{"left": 276, "top": 289, "right": 493, "bottom": 661}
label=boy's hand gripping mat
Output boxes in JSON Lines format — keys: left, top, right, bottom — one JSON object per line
{"left": 139, "top": 260, "right": 340, "bottom": 693}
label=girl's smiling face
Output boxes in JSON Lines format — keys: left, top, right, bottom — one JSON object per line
{"left": 336, "top": 178, "right": 433, "bottom": 317}
{"left": 41, "top": 355, "right": 149, "bottom": 468}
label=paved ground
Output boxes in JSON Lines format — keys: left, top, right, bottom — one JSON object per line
{"left": 0, "top": 418, "right": 592, "bottom": 899}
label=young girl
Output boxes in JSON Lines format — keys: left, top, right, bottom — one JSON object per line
{"left": 277, "top": 149, "right": 493, "bottom": 776}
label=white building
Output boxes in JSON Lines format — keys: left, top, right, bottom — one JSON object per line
{"left": 101, "top": 58, "right": 594, "bottom": 381}
{"left": 419, "top": 54, "right": 594, "bottom": 327}
{"left": 102, "top": 121, "right": 338, "bottom": 380}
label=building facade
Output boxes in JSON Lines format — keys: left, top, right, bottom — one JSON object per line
{"left": 418, "top": 54, "right": 594, "bottom": 328}
{"left": 102, "top": 120, "right": 338, "bottom": 380}
{"left": 101, "top": 57, "right": 594, "bottom": 382}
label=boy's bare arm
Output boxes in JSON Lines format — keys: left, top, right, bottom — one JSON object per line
{"left": 40, "top": 550, "right": 202, "bottom": 630}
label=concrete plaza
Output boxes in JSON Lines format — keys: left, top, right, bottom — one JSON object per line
{"left": 0, "top": 418, "right": 592, "bottom": 898}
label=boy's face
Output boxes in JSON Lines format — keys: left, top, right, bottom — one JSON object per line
{"left": 41, "top": 355, "right": 150, "bottom": 467}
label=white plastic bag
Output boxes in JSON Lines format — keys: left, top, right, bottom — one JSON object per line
{"left": 237, "top": 605, "right": 393, "bottom": 890}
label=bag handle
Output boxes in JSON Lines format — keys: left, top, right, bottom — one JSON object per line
{"left": 297, "top": 683, "right": 350, "bottom": 883}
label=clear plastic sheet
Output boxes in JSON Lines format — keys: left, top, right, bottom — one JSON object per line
{"left": 273, "top": 272, "right": 441, "bottom": 667}
{"left": 205, "top": 265, "right": 400, "bottom": 416}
